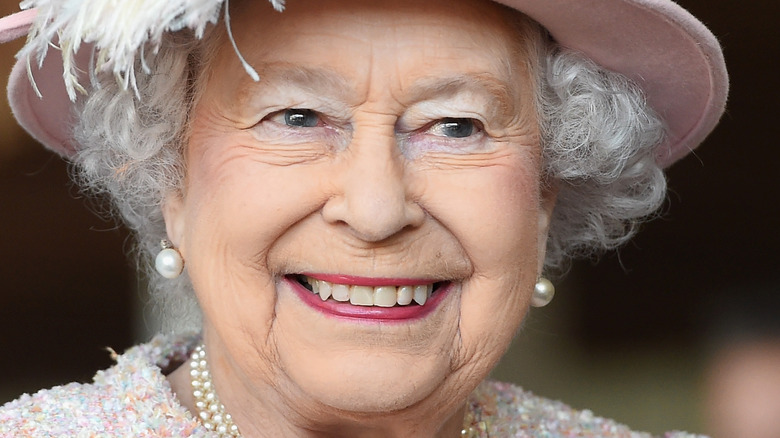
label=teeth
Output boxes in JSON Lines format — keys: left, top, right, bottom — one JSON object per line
{"left": 413, "top": 285, "right": 429, "bottom": 305}
{"left": 374, "top": 286, "right": 397, "bottom": 307}
{"left": 397, "top": 286, "right": 413, "bottom": 305}
{"left": 318, "top": 280, "right": 332, "bottom": 301}
{"left": 301, "top": 277, "right": 440, "bottom": 307}
{"left": 332, "top": 284, "right": 350, "bottom": 302}
{"left": 350, "top": 286, "right": 374, "bottom": 306}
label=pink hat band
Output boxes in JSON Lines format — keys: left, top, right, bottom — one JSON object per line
{"left": 1, "top": 0, "right": 727, "bottom": 167}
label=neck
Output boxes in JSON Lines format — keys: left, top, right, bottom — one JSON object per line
{"left": 166, "top": 340, "right": 469, "bottom": 438}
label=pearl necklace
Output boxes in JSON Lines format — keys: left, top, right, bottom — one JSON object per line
{"left": 189, "top": 344, "right": 242, "bottom": 437}
{"left": 189, "top": 343, "right": 477, "bottom": 437}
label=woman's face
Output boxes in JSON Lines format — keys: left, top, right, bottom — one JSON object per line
{"left": 166, "top": 0, "right": 555, "bottom": 425}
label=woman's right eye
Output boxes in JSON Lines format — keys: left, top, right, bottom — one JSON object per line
{"left": 270, "top": 108, "right": 321, "bottom": 128}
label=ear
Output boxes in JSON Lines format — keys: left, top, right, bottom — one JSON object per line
{"left": 537, "top": 181, "right": 558, "bottom": 275}
{"left": 162, "top": 191, "right": 188, "bottom": 258}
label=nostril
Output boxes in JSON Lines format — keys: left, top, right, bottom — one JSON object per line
{"left": 322, "top": 196, "right": 423, "bottom": 243}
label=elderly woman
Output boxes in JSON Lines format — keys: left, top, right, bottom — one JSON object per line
{"left": 0, "top": 0, "right": 726, "bottom": 436}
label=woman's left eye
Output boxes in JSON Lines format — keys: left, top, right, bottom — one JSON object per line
{"left": 427, "top": 118, "right": 481, "bottom": 138}
{"left": 267, "top": 108, "right": 321, "bottom": 128}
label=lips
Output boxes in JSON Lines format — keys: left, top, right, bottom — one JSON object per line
{"left": 286, "top": 274, "right": 452, "bottom": 321}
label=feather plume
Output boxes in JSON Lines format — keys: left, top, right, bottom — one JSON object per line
{"left": 17, "top": 0, "right": 286, "bottom": 100}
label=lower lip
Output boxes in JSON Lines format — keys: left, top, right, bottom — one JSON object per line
{"left": 285, "top": 277, "right": 452, "bottom": 322}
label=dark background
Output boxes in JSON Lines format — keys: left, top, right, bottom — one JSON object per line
{"left": 1, "top": 0, "right": 778, "bottom": 435}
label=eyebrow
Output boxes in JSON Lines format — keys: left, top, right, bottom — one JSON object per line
{"left": 404, "top": 73, "right": 520, "bottom": 123}
{"left": 240, "top": 64, "right": 356, "bottom": 103}
{"left": 406, "top": 73, "right": 515, "bottom": 102}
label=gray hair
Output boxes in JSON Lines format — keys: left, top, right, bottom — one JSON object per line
{"left": 71, "top": 18, "right": 665, "bottom": 333}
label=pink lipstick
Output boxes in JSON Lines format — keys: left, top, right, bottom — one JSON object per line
{"left": 284, "top": 275, "right": 452, "bottom": 322}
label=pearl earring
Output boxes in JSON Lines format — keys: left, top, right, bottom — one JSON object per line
{"left": 155, "top": 240, "right": 184, "bottom": 279}
{"left": 531, "top": 277, "right": 555, "bottom": 307}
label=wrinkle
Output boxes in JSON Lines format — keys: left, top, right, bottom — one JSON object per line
{"left": 417, "top": 150, "right": 520, "bottom": 171}
{"left": 239, "top": 143, "right": 331, "bottom": 167}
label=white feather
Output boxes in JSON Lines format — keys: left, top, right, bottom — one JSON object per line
{"left": 17, "top": 0, "right": 286, "bottom": 100}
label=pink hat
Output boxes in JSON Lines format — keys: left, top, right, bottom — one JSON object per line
{"left": 0, "top": 0, "right": 727, "bottom": 167}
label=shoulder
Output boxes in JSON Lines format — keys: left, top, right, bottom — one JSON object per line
{"left": 0, "top": 334, "right": 205, "bottom": 438}
{"left": 467, "top": 380, "right": 707, "bottom": 438}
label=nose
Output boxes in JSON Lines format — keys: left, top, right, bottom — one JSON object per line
{"left": 322, "top": 130, "right": 425, "bottom": 242}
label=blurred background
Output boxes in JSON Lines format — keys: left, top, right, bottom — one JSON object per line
{"left": 1, "top": 1, "right": 778, "bottom": 436}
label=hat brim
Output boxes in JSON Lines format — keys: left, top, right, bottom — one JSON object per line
{"left": 499, "top": 0, "right": 728, "bottom": 166}
{"left": 2, "top": 0, "right": 727, "bottom": 166}
{"left": 2, "top": 9, "right": 80, "bottom": 156}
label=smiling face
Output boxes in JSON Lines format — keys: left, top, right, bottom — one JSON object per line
{"left": 164, "top": 0, "right": 555, "bottom": 433}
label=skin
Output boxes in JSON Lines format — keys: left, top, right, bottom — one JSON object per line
{"left": 165, "top": 0, "right": 557, "bottom": 436}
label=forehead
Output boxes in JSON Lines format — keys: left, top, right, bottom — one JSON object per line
{"left": 228, "top": 0, "right": 524, "bottom": 45}
{"left": 206, "top": 0, "right": 534, "bottom": 97}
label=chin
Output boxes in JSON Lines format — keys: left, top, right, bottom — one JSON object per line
{"left": 289, "top": 352, "right": 451, "bottom": 413}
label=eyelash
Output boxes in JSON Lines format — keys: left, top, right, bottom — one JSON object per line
{"left": 265, "top": 108, "right": 324, "bottom": 128}
{"left": 423, "top": 118, "right": 484, "bottom": 139}
{"left": 249, "top": 108, "right": 344, "bottom": 149}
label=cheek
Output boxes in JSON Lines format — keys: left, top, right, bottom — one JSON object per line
{"left": 423, "top": 160, "right": 540, "bottom": 274}
{"left": 183, "top": 138, "right": 332, "bottom": 262}
{"left": 424, "top": 155, "right": 540, "bottom": 369}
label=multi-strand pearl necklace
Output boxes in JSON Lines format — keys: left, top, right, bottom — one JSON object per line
{"left": 189, "top": 343, "right": 477, "bottom": 437}
{"left": 189, "top": 344, "right": 242, "bottom": 437}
